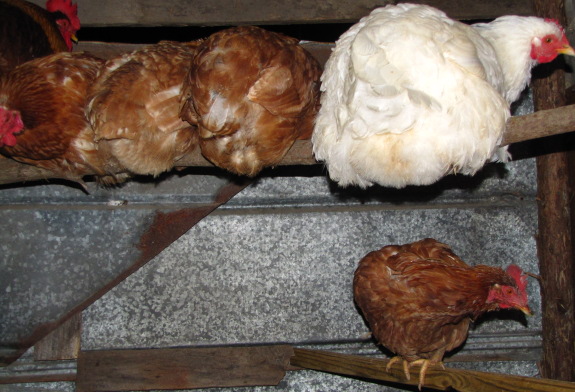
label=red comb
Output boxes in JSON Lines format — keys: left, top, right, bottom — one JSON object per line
{"left": 46, "top": 0, "right": 80, "bottom": 31}
{"left": 506, "top": 264, "right": 528, "bottom": 291}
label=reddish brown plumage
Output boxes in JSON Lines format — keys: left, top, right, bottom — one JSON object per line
{"left": 0, "top": 0, "right": 80, "bottom": 76}
{"left": 180, "top": 26, "right": 322, "bottom": 176}
{"left": 88, "top": 41, "right": 201, "bottom": 182}
{"left": 0, "top": 52, "right": 107, "bottom": 182}
{"left": 353, "top": 238, "right": 530, "bottom": 386}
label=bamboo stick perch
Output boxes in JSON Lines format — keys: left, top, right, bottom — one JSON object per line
{"left": 290, "top": 348, "right": 575, "bottom": 392}
{"left": 0, "top": 104, "right": 573, "bottom": 186}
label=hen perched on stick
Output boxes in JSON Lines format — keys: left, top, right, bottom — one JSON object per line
{"left": 313, "top": 3, "right": 574, "bottom": 188}
{"left": 87, "top": 41, "right": 201, "bottom": 183}
{"left": 180, "top": 26, "right": 322, "bottom": 176}
{"left": 0, "top": 52, "right": 107, "bottom": 185}
{"left": 353, "top": 238, "right": 531, "bottom": 389}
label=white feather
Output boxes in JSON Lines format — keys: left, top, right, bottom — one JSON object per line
{"left": 312, "top": 3, "right": 552, "bottom": 188}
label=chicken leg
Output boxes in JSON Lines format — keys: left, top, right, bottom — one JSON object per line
{"left": 386, "top": 355, "right": 445, "bottom": 390}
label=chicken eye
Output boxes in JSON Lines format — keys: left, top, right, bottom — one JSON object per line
{"left": 504, "top": 287, "right": 514, "bottom": 295}
{"left": 545, "top": 37, "right": 554, "bottom": 43}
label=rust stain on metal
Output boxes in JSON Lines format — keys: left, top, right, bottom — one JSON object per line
{"left": 138, "top": 180, "right": 249, "bottom": 259}
{"left": 1, "top": 180, "right": 250, "bottom": 366}
{"left": 138, "top": 206, "right": 214, "bottom": 258}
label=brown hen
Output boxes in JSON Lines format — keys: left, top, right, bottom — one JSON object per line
{"left": 0, "top": 52, "right": 107, "bottom": 184}
{"left": 353, "top": 238, "right": 531, "bottom": 389}
{"left": 0, "top": 0, "right": 80, "bottom": 76}
{"left": 88, "top": 41, "right": 201, "bottom": 182}
{"left": 180, "top": 26, "right": 322, "bottom": 176}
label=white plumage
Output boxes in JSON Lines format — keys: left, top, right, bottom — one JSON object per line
{"left": 313, "top": 3, "right": 574, "bottom": 188}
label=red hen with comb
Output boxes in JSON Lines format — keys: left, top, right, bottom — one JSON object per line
{"left": 353, "top": 238, "right": 532, "bottom": 390}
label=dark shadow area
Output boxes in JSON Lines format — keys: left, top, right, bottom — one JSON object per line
{"left": 78, "top": 23, "right": 354, "bottom": 44}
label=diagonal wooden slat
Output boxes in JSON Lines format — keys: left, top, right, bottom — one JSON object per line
{"left": 291, "top": 348, "right": 575, "bottom": 392}
{"left": 0, "top": 180, "right": 251, "bottom": 366}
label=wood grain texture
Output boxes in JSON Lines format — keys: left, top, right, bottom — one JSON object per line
{"left": 34, "top": 313, "right": 81, "bottom": 361}
{"left": 532, "top": 0, "right": 575, "bottom": 382}
{"left": 500, "top": 104, "right": 575, "bottom": 146}
{"left": 291, "top": 348, "right": 575, "bottom": 392}
{"left": 26, "top": 0, "right": 533, "bottom": 27}
{"left": 76, "top": 345, "right": 293, "bottom": 391}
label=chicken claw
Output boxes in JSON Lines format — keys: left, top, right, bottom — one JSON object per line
{"left": 385, "top": 356, "right": 411, "bottom": 381}
{"left": 387, "top": 355, "right": 447, "bottom": 389}
{"left": 407, "top": 359, "right": 445, "bottom": 390}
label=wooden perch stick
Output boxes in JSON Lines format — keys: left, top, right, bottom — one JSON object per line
{"left": 290, "top": 348, "right": 575, "bottom": 392}
{"left": 0, "top": 104, "right": 573, "bottom": 186}
{"left": 500, "top": 104, "right": 575, "bottom": 146}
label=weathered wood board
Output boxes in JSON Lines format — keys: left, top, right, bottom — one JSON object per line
{"left": 26, "top": 0, "right": 533, "bottom": 27}
{"left": 76, "top": 345, "right": 294, "bottom": 391}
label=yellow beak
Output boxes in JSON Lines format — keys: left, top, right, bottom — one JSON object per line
{"left": 557, "top": 44, "right": 575, "bottom": 56}
{"left": 71, "top": 34, "right": 79, "bottom": 44}
{"left": 517, "top": 305, "right": 533, "bottom": 316}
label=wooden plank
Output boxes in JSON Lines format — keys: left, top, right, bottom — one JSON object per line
{"left": 532, "top": 0, "right": 575, "bottom": 382}
{"left": 26, "top": 0, "right": 532, "bottom": 27}
{"left": 1, "top": 100, "right": 573, "bottom": 186}
{"left": 34, "top": 313, "right": 81, "bottom": 361}
{"left": 0, "top": 373, "right": 76, "bottom": 384}
{"left": 291, "top": 348, "right": 575, "bottom": 392}
{"left": 76, "top": 345, "right": 294, "bottom": 391}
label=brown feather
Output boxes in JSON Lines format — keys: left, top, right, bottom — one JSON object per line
{"left": 180, "top": 26, "right": 322, "bottom": 176}
{"left": 88, "top": 41, "right": 201, "bottom": 179}
{"left": 353, "top": 238, "right": 520, "bottom": 363}
{"left": 0, "top": 52, "right": 107, "bottom": 181}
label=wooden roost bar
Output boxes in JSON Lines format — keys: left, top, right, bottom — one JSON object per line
{"left": 1, "top": 0, "right": 575, "bottom": 391}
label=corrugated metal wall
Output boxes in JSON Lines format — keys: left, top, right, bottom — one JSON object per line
{"left": 0, "top": 93, "right": 543, "bottom": 391}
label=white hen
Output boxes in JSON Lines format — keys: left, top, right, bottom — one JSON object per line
{"left": 312, "top": 3, "right": 574, "bottom": 188}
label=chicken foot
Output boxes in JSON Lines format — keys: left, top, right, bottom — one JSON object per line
{"left": 386, "top": 356, "right": 445, "bottom": 390}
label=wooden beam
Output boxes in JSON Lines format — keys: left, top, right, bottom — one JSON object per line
{"left": 76, "top": 345, "right": 294, "bottom": 391}
{"left": 1, "top": 102, "right": 573, "bottom": 186}
{"left": 34, "top": 313, "right": 81, "bottom": 361}
{"left": 290, "top": 348, "right": 575, "bottom": 392}
{"left": 532, "top": 0, "right": 575, "bottom": 382}
{"left": 500, "top": 104, "right": 575, "bottom": 146}
{"left": 26, "top": 0, "right": 533, "bottom": 27}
